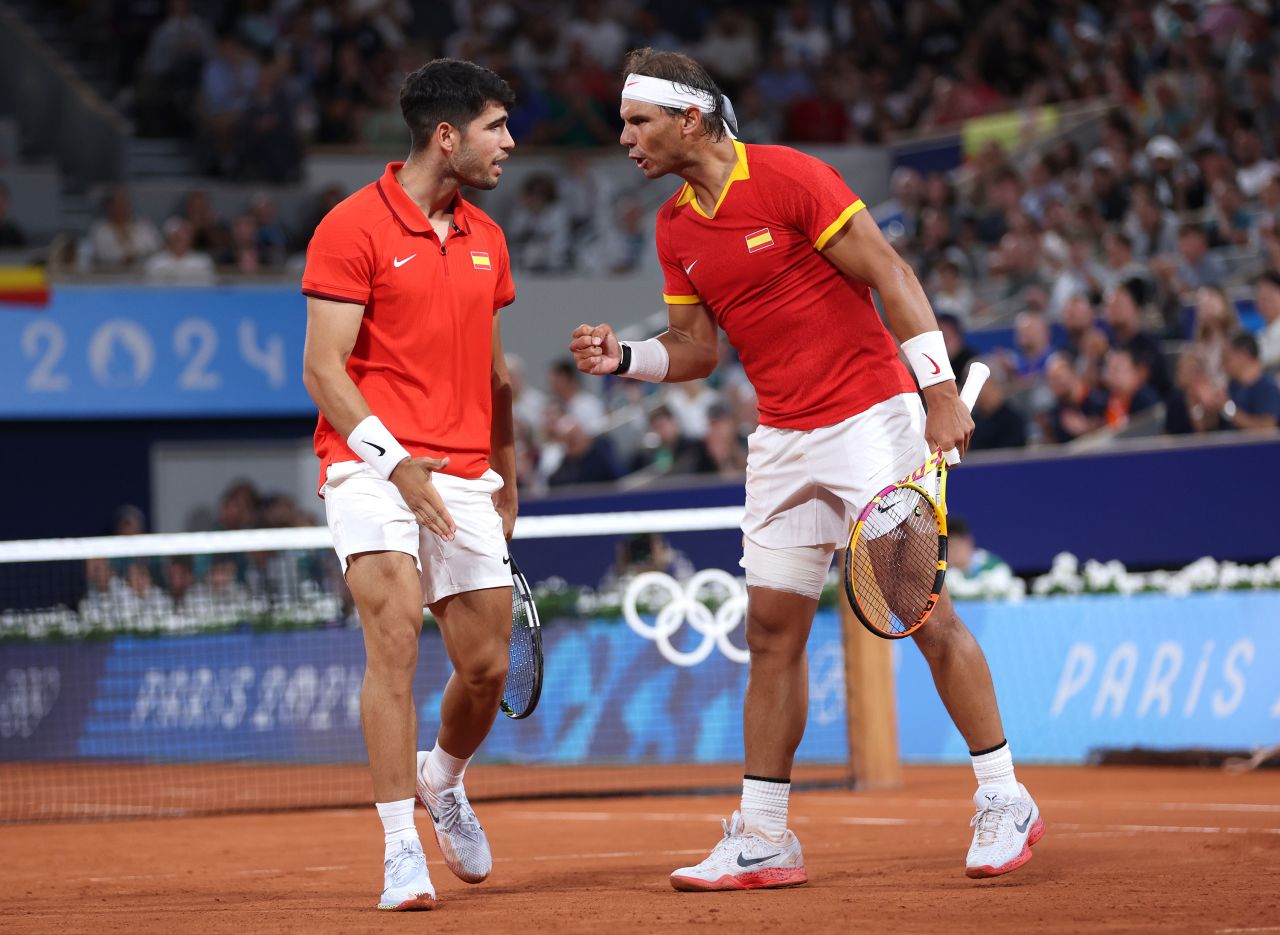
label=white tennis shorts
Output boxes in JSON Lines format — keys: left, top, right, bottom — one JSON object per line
{"left": 321, "top": 461, "right": 511, "bottom": 606}
{"left": 741, "top": 392, "right": 930, "bottom": 552}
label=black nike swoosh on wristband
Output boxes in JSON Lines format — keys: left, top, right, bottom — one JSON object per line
{"left": 364, "top": 441, "right": 387, "bottom": 457}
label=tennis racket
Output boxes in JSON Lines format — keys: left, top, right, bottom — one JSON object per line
{"left": 499, "top": 554, "right": 543, "bottom": 719}
{"left": 843, "top": 362, "right": 990, "bottom": 639}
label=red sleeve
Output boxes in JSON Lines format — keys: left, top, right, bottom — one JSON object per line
{"left": 656, "top": 203, "right": 701, "bottom": 306}
{"left": 494, "top": 238, "right": 515, "bottom": 311}
{"left": 779, "top": 153, "right": 867, "bottom": 250}
{"left": 301, "top": 210, "right": 374, "bottom": 304}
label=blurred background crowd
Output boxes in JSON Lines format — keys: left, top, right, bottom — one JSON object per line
{"left": 2, "top": 0, "right": 1279, "bottom": 509}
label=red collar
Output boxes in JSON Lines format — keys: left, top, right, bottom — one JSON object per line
{"left": 376, "top": 162, "right": 471, "bottom": 236}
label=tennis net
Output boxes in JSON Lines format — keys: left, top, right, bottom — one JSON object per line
{"left": 0, "top": 508, "right": 855, "bottom": 821}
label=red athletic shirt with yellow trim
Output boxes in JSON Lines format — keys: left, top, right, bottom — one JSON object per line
{"left": 301, "top": 162, "right": 515, "bottom": 491}
{"left": 656, "top": 142, "right": 915, "bottom": 430}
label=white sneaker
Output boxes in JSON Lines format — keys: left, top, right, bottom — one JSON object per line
{"left": 377, "top": 838, "right": 437, "bottom": 911}
{"left": 670, "top": 811, "right": 808, "bottom": 892}
{"left": 416, "top": 750, "right": 493, "bottom": 883}
{"left": 965, "top": 782, "right": 1045, "bottom": 878}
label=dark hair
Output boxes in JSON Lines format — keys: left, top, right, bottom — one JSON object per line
{"left": 400, "top": 58, "right": 516, "bottom": 153}
{"left": 948, "top": 516, "right": 972, "bottom": 539}
{"left": 621, "top": 48, "right": 735, "bottom": 142}
{"left": 1119, "top": 276, "right": 1147, "bottom": 308}
{"left": 1260, "top": 270, "right": 1280, "bottom": 291}
{"left": 552, "top": 359, "right": 579, "bottom": 381}
{"left": 1229, "top": 331, "right": 1260, "bottom": 359}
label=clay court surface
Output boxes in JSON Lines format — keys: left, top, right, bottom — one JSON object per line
{"left": 2, "top": 766, "right": 1277, "bottom": 934}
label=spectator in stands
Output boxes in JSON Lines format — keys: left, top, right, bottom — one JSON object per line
{"left": 776, "top": 0, "right": 831, "bottom": 69}
{"left": 119, "top": 560, "right": 173, "bottom": 628}
{"left": 1256, "top": 271, "right": 1280, "bottom": 371}
{"left": 1124, "top": 180, "right": 1178, "bottom": 260}
{"left": 187, "top": 555, "right": 254, "bottom": 623}
{"left": 1041, "top": 351, "right": 1106, "bottom": 443}
{"left": 199, "top": 32, "right": 260, "bottom": 174}
{"left": 945, "top": 516, "right": 1011, "bottom": 580}
{"left": 1205, "top": 178, "right": 1254, "bottom": 249}
{"left": 316, "top": 42, "right": 375, "bottom": 144}
{"left": 1165, "top": 350, "right": 1217, "bottom": 436}
{"left": 1233, "top": 127, "right": 1278, "bottom": 198}
{"left": 969, "top": 365, "right": 1027, "bottom": 451}
{"left": 753, "top": 43, "right": 814, "bottom": 109}
{"left": 138, "top": 0, "right": 214, "bottom": 135}
{"left": 216, "top": 479, "right": 259, "bottom": 531}
{"left": 1049, "top": 231, "right": 1105, "bottom": 317}
{"left": 505, "top": 354, "right": 547, "bottom": 433}
{"left": 785, "top": 72, "right": 850, "bottom": 144}
{"left": 166, "top": 556, "right": 197, "bottom": 616}
{"left": 0, "top": 181, "right": 27, "bottom": 248}
{"left": 1154, "top": 224, "right": 1227, "bottom": 300}
{"left": 144, "top": 218, "right": 216, "bottom": 285}
{"left": 508, "top": 173, "right": 572, "bottom": 272}
{"left": 221, "top": 212, "right": 262, "bottom": 273}
{"left": 630, "top": 404, "right": 707, "bottom": 475}
{"left": 234, "top": 62, "right": 302, "bottom": 183}
{"left": 928, "top": 257, "right": 975, "bottom": 324}
{"left": 80, "top": 557, "right": 126, "bottom": 629}
{"left": 85, "top": 186, "right": 162, "bottom": 271}
{"left": 1098, "top": 230, "right": 1150, "bottom": 297}
{"left": 938, "top": 313, "right": 977, "bottom": 382}
{"left": 113, "top": 504, "right": 147, "bottom": 536}
{"left": 180, "top": 190, "right": 229, "bottom": 257}
{"left": 696, "top": 9, "right": 760, "bottom": 90}
{"left": 250, "top": 192, "right": 289, "bottom": 267}
{"left": 701, "top": 403, "right": 747, "bottom": 478}
{"left": 548, "top": 359, "right": 606, "bottom": 435}
{"left": 1009, "top": 310, "right": 1056, "bottom": 386}
{"left": 1215, "top": 332, "right": 1280, "bottom": 432}
{"left": 1059, "top": 292, "right": 1103, "bottom": 363}
{"left": 547, "top": 415, "right": 620, "bottom": 487}
{"left": 1105, "top": 278, "right": 1171, "bottom": 395}
{"left": 1190, "top": 285, "right": 1241, "bottom": 385}
{"left": 1102, "top": 347, "right": 1161, "bottom": 430}
{"left": 664, "top": 378, "right": 721, "bottom": 440}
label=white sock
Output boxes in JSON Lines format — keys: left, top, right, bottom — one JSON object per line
{"left": 425, "top": 742, "right": 471, "bottom": 793}
{"left": 740, "top": 776, "right": 790, "bottom": 843}
{"left": 376, "top": 798, "right": 418, "bottom": 855}
{"left": 971, "top": 741, "right": 1019, "bottom": 795}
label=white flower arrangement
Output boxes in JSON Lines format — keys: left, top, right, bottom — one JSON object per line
{"left": 1025, "top": 553, "right": 1280, "bottom": 600}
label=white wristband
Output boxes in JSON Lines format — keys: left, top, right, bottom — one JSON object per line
{"left": 347, "top": 415, "right": 411, "bottom": 479}
{"left": 900, "top": 330, "right": 955, "bottom": 389}
{"left": 619, "top": 338, "right": 670, "bottom": 383}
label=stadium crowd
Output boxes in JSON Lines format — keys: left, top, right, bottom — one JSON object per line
{"left": 31, "top": 0, "right": 1280, "bottom": 480}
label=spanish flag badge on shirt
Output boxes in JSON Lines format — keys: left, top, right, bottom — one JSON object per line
{"left": 471, "top": 251, "right": 492, "bottom": 270}
{"left": 745, "top": 228, "right": 775, "bottom": 254}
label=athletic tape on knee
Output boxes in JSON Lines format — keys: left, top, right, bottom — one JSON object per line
{"left": 739, "top": 538, "right": 832, "bottom": 599}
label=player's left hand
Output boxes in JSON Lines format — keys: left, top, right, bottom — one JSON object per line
{"left": 922, "top": 381, "right": 973, "bottom": 461}
{"left": 492, "top": 486, "right": 517, "bottom": 541}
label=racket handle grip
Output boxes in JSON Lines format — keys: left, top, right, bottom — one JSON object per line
{"left": 943, "top": 362, "right": 990, "bottom": 465}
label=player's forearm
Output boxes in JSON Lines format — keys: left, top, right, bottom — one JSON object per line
{"left": 489, "top": 375, "right": 518, "bottom": 493}
{"left": 302, "top": 357, "right": 373, "bottom": 437}
{"left": 656, "top": 331, "right": 717, "bottom": 382}
{"left": 879, "top": 261, "right": 943, "bottom": 346}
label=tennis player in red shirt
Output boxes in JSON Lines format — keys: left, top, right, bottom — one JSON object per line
{"left": 571, "top": 50, "right": 1044, "bottom": 890}
{"left": 302, "top": 59, "right": 517, "bottom": 911}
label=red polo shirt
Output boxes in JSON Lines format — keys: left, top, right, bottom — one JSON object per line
{"left": 302, "top": 162, "right": 515, "bottom": 490}
{"left": 656, "top": 142, "right": 914, "bottom": 430}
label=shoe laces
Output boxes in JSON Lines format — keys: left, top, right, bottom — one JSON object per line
{"left": 969, "top": 800, "right": 1013, "bottom": 847}
{"left": 386, "top": 841, "right": 423, "bottom": 887}
{"left": 432, "top": 787, "right": 480, "bottom": 833}
{"left": 705, "top": 812, "right": 753, "bottom": 863}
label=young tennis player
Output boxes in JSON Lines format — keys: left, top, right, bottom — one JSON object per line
{"left": 302, "top": 59, "right": 519, "bottom": 910}
{"left": 570, "top": 49, "right": 1043, "bottom": 890}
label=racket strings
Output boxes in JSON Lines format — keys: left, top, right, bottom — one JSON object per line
{"left": 501, "top": 585, "right": 539, "bottom": 716}
{"left": 851, "top": 488, "right": 941, "bottom": 635}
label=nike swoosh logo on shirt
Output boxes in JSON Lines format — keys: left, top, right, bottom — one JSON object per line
{"left": 393, "top": 254, "right": 417, "bottom": 268}
{"left": 684, "top": 260, "right": 698, "bottom": 274}
{"left": 923, "top": 353, "right": 941, "bottom": 375}
{"left": 736, "top": 851, "right": 781, "bottom": 868}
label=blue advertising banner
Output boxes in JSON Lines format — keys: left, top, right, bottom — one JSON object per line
{"left": 2, "top": 593, "right": 1275, "bottom": 767}
{"left": 894, "top": 592, "right": 1280, "bottom": 762}
{"left": 0, "top": 286, "right": 310, "bottom": 418}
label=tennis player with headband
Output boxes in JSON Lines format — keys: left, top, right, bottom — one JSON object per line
{"left": 571, "top": 49, "right": 1044, "bottom": 890}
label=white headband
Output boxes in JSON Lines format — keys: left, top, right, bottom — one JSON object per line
{"left": 621, "top": 73, "right": 737, "bottom": 140}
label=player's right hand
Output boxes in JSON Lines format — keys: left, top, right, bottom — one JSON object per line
{"left": 570, "top": 323, "right": 621, "bottom": 375}
{"left": 390, "top": 456, "right": 456, "bottom": 540}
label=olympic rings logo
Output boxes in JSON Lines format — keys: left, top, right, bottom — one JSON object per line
{"left": 622, "top": 570, "right": 750, "bottom": 667}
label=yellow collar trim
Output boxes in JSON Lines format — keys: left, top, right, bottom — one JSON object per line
{"left": 676, "top": 140, "right": 749, "bottom": 220}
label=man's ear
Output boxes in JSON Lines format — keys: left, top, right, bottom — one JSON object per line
{"left": 680, "top": 107, "right": 702, "bottom": 140}
{"left": 436, "top": 121, "right": 458, "bottom": 154}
